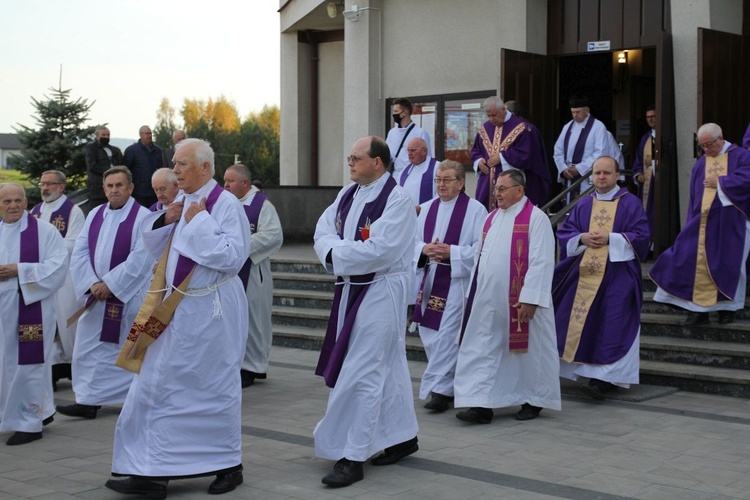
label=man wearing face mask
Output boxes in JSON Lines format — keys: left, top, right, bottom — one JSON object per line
{"left": 385, "top": 98, "right": 432, "bottom": 174}
{"left": 85, "top": 126, "right": 123, "bottom": 210}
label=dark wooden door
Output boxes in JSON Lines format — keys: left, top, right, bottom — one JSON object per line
{"left": 653, "top": 30, "right": 681, "bottom": 255}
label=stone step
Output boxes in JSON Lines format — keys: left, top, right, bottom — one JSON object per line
{"left": 271, "top": 324, "right": 427, "bottom": 362}
{"left": 640, "top": 360, "right": 750, "bottom": 398}
{"left": 272, "top": 271, "right": 335, "bottom": 292}
{"left": 272, "top": 305, "right": 330, "bottom": 329}
{"left": 640, "top": 335, "right": 750, "bottom": 370}
{"left": 271, "top": 258, "right": 327, "bottom": 275}
{"left": 273, "top": 289, "right": 333, "bottom": 310}
{"left": 640, "top": 312, "right": 750, "bottom": 343}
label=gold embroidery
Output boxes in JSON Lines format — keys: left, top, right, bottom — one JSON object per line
{"left": 52, "top": 215, "right": 67, "bottom": 232}
{"left": 426, "top": 295, "right": 446, "bottom": 313}
{"left": 19, "top": 324, "right": 43, "bottom": 342}
{"left": 106, "top": 303, "right": 123, "bottom": 320}
{"left": 641, "top": 136, "right": 653, "bottom": 211}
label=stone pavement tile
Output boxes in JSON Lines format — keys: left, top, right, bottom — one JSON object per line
{"left": 635, "top": 484, "right": 730, "bottom": 500}
{"left": 26, "top": 475, "right": 99, "bottom": 495}
{"left": 0, "top": 463, "right": 78, "bottom": 481}
{"left": 0, "top": 478, "right": 56, "bottom": 497}
{"left": 33, "top": 494, "right": 83, "bottom": 500}
{"left": 561, "top": 472, "right": 653, "bottom": 497}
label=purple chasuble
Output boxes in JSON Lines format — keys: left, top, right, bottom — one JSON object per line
{"left": 31, "top": 197, "right": 75, "bottom": 238}
{"left": 88, "top": 201, "right": 142, "bottom": 343}
{"left": 315, "top": 175, "right": 397, "bottom": 388}
{"left": 650, "top": 145, "right": 750, "bottom": 302}
{"left": 470, "top": 114, "right": 551, "bottom": 208}
{"left": 171, "top": 183, "right": 225, "bottom": 287}
{"left": 17, "top": 216, "right": 45, "bottom": 364}
{"left": 238, "top": 193, "right": 267, "bottom": 289}
{"left": 552, "top": 188, "right": 650, "bottom": 364}
{"left": 413, "top": 192, "right": 470, "bottom": 330}
{"left": 399, "top": 158, "right": 438, "bottom": 204}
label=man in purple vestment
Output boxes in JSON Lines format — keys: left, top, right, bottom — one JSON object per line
{"left": 150, "top": 168, "right": 179, "bottom": 212}
{"left": 650, "top": 123, "right": 750, "bottom": 326}
{"left": 743, "top": 122, "right": 750, "bottom": 150}
{"left": 632, "top": 106, "right": 657, "bottom": 240}
{"left": 553, "top": 157, "right": 650, "bottom": 399}
{"left": 470, "top": 96, "right": 550, "bottom": 209}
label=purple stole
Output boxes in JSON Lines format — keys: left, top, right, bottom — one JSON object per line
{"left": 315, "top": 176, "right": 397, "bottom": 388}
{"left": 31, "top": 198, "right": 74, "bottom": 238}
{"left": 399, "top": 158, "right": 437, "bottom": 204}
{"left": 238, "top": 193, "right": 268, "bottom": 289}
{"left": 171, "top": 184, "right": 225, "bottom": 287}
{"left": 17, "top": 216, "right": 45, "bottom": 364}
{"left": 149, "top": 201, "right": 164, "bottom": 212}
{"left": 87, "top": 201, "right": 142, "bottom": 343}
{"left": 460, "top": 199, "right": 534, "bottom": 352}
{"left": 413, "top": 193, "right": 470, "bottom": 330}
{"left": 563, "top": 115, "right": 596, "bottom": 166}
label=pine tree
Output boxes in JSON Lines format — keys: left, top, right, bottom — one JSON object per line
{"left": 11, "top": 86, "right": 96, "bottom": 189}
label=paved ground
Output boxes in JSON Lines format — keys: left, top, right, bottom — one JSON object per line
{"left": 2, "top": 346, "right": 750, "bottom": 499}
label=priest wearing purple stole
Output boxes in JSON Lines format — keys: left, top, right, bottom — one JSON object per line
{"left": 223, "top": 163, "right": 284, "bottom": 388}
{"left": 651, "top": 123, "right": 750, "bottom": 326}
{"left": 313, "top": 136, "right": 419, "bottom": 488}
{"left": 149, "top": 167, "right": 179, "bottom": 212}
{"left": 552, "top": 156, "right": 650, "bottom": 399}
{"left": 107, "top": 139, "right": 250, "bottom": 497}
{"left": 30, "top": 170, "right": 86, "bottom": 388}
{"left": 632, "top": 106, "right": 657, "bottom": 238}
{"left": 60, "top": 166, "right": 153, "bottom": 421}
{"left": 412, "top": 161, "right": 486, "bottom": 412}
{"left": 470, "top": 96, "right": 551, "bottom": 209}
{"left": 454, "top": 170, "right": 561, "bottom": 424}
{"left": 397, "top": 137, "right": 438, "bottom": 212}
{"left": 0, "top": 183, "right": 68, "bottom": 446}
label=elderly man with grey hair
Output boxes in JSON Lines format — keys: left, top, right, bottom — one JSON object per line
{"left": 470, "top": 96, "right": 550, "bottom": 209}
{"left": 651, "top": 123, "right": 750, "bottom": 326}
{"left": 107, "top": 138, "right": 251, "bottom": 498}
{"left": 0, "top": 183, "right": 68, "bottom": 445}
{"left": 150, "top": 167, "right": 179, "bottom": 211}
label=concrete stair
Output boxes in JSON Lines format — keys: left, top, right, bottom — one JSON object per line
{"left": 270, "top": 253, "right": 750, "bottom": 397}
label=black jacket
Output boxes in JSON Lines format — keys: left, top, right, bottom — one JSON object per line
{"left": 85, "top": 140, "right": 123, "bottom": 202}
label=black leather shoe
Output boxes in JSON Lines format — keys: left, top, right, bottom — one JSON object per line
{"left": 424, "top": 393, "right": 452, "bottom": 412}
{"left": 582, "top": 378, "right": 616, "bottom": 400}
{"left": 6, "top": 431, "right": 42, "bottom": 446}
{"left": 42, "top": 414, "right": 54, "bottom": 426}
{"left": 321, "top": 458, "right": 364, "bottom": 487}
{"left": 515, "top": 403, "right": 543, "bottom": 421}
{"left": 684, "top": 312, "right": 709, "bottom": 326}
{"left": 718, "top": 311, "right": 736, "bottom": 325}
{"left": 371, "top": 437, "right": 418, "bottom": 466}
{"left": 56, "top": 403, "right": 100, "bottom": 419}
{"left": 456, "top": 407, "right": 493, "bottom": 424}
{"left": 105, "top": 477, "right": 167, "bottom": 499}
{"left": 208, "top": 471, "right": 243, "bottom": 494}
{"left": 240, "top": 370, "right": 254, "bottom": 388}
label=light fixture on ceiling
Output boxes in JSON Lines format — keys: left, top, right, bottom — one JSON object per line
{"left": 618, "top": 51, "right": 628, "bottom": 64}
{"left": 326, "top": 2, "right": 338, "bottom": 19}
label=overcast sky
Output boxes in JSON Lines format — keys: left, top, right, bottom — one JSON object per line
{"left": 0, "top": 0, "right": 280, "bottom": 140}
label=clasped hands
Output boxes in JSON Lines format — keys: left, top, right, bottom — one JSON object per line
{"left": 90, "top": 281, "right": 111, "bottom": 301}
{"left": 422, "top": 238, "right": 451, "bottom": 262}
{"left": 563, "top": 165, "right": 580, "bottom": 180}
{"left": 478, "top": 153, "right": 501, "bottom": 175}
{"left": 581, "top": 230, "right": 609, "bottom": 249}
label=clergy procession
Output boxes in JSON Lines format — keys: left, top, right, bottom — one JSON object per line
{"left": 1, "top": 99, "right": 750, "bottom": 497}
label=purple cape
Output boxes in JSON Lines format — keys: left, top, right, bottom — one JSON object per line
{"left": 552, "top": 188, "right": 650, "bottom": 364}
{"left": 650, "top": 145, "right": 750, "bottom": 302}
{"left": 632, "top": 131, "right": 655, "bottom": 235}
{"left": 470, "top": 114, "right": 550, "bottom": 208}
{"left": 743, "top": 123, "right": 750, "bottom": 149}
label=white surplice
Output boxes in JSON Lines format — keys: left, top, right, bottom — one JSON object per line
{"left": 454, "top": 197, "right": 561, "bottom": 411}
{"left": 553, "top": 114, "right": 608, "bottom": 193}
{"left": 239, "top": 187, "right": 283, "bottom": 375}
{"left": 397, "top": 157, "right": 439, "bottom": 207}
{"left": 413, "top": 195, "right": 486, "bottom": 399}
{"left": 313, "top": 173, "right": 419, "bottom": 462}
{"left": 70, "top": 197, "right": 153, "bottom": 405}
{"left": 33, "top": 195, "right": 85, "bottom": 365}
{"left": 0, "top": 212, "right": 68, "bottom": 432}
{"left": 112, "top": 179, "right": 250, "bottom": 477}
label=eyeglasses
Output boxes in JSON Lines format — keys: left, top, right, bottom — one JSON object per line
{"left": 495, "top": 184, "right": 521, "bottom": 193}
{"left": 347, "top": 155, "right": 369, "bottom": 164}
{"left": 434, "top": 177, "right": 459, "bottom": 184}
{"left": 38, "top": 182, "right": 62, "bottom": 187}
{"left": 697, "top": 138, "right": 719, "bottom": 149}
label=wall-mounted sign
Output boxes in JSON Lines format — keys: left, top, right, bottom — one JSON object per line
{"left": 587, "top": 41, "right": 611, "bottom": 52}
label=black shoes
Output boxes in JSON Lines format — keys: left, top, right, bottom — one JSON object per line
{"left": 6, "top": 431, "right": 42, "bottom": 446}
{"left": 515, "top": 403, "right": 543, "bottom": 421}
{"left": 56, "top": 403, "right": 100, "bottom": 419}
{"left": 321, "top": 458, "right": 364, "bottom": 487}
{"left": 240, "top": 369, "right": 267, "bottom": 388}
{"left": 370, "top": 437, "right": 418, "bottom": 466}
{"left": 684, "top": 312, "right": 709, "bottom": 326}
{"left": 43, "top": 414, "right": 54, "bottom": 426}
{"left": 105, "top": 477, "right": 168, "bottom": 499}
{"left": 583, "top": 378, "right": 617, "bottom": 400}
{"left": 718, "top": 311, "right": 736, "bottom": 325}
{"left": 424, "top": 393, "right": 453, "bottom": 412}
{"left": 456, "top": 407, "right": 493, "bottom": 424}
{"left": 208, "top": 471, "right": 243, "bottom": 495}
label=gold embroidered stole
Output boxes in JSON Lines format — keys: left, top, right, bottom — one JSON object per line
{"left": 115, "top": 233, "right": 195, "bottom": 373}
{"left": 480, "top": 121, "right": 526, "bottom": 210}
{"left": 561, "top": 198, "right": 619, "bottom": 362}
{"left": 641, "top": 135, "right": 653, "bottom": 211}
{"left": 692, "top": 153, "right": 728, "bottom": 306}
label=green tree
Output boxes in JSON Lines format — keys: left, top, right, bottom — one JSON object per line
{"left": 153, "top": 97, "right": 179, "bottom": 149}
{"left": 11, "top": 86, "right": 96, "bottom": 190}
